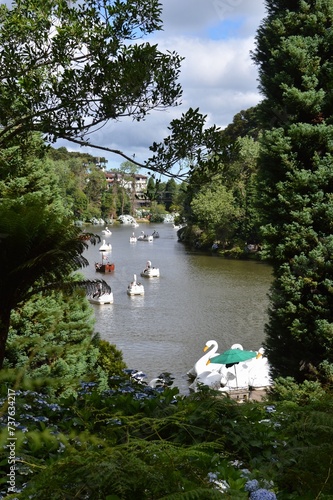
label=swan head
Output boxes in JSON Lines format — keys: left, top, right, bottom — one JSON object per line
{"left": 230, "top": 343, "right": 243, "bottom": 350}
{"left": 203, "top": 340, "right": 218, "bottom": 352}
{"left": 256, "top": 347, "right": 265, "bottom": 358}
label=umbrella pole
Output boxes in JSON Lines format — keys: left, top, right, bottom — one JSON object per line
{"left": 234, "top": 364, "right": 238, "bottom": 389}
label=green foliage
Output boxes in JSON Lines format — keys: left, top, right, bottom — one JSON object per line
{"left": 268, "top": 376, "right": 327, "bottom": 405}
{"left": 252, "top": 0, "right": 333, "bottom": 383}
{"left": 19, "top": 444, "right": 230, "bottom": 499}
{"left": 5, "top": 381, "right": 333, "bottom": 498}
{"left": 2, "top": 378, "right": 333, "bottom": 498}
{"left": 0, "top": 133, "right": 70, "bottom": 219}
{"left": 181, "top": 133, "right": 261, "bottom": 250}
{"left": 149, "top": 202, "right": 167, "bottom": 222}
{"left": 221, "top": 106, "right": 260, "bottom": 142}
{"left": 4, "top": 291, "right": 109, "bottom": 397}
{"left": 190, "top": 181, "right": 237, "bottom": 231}
{"left": 148, "top": 107, "right": 233, "bottom": 181}
{"left": 96, "top": 339, "right": 127, "bottom": 379}
{"left": 0, "top": 199, "right": 107, "bottom": 370}
{"left": 0, "top": 0, "right": 182, "bottom": 161}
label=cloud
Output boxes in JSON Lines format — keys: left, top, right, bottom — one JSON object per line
{"left": 60, "top": 0, "right": 267, "bottom": 172}
{"left": 159, "top": 0, "right": 266, "bottom": 37}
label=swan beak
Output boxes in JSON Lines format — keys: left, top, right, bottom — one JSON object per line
{"left": 256, "top": 353, "right": 262, "bottom": 359}
{"left": 206, "top": 360, "right": 211, "bottom": 365}
{"left": 203, "top": 346, "right": 209, "bottom": 352}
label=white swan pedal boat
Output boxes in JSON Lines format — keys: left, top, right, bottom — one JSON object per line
{"left": 127, "top": 274, "right": 144, "bottom": 296}
{"left": 101, "top": 227, "right": 112, "bottom": 236}
{"left": 137, "top": 231, "right": 153, "bottom": 242}
{"left": 188, "top": 340, "right": 273, "bottom": 393}
{"left": 140, "top": 260, "right": 160, "bottom": 278}
{"left": 129, "top": 232, "right": 137, "bottom": 243}
{"left": 99, "top": 239, "right": 112, "bottom": 251}
{"left": 88, "top": 291, "right": 114, "bottom": 305}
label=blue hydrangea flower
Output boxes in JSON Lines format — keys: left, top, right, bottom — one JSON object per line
{"left": 207, "top": 472, "right": 218, "bottom": 482}
{"left": 250, "top": 488, "right": 277, "bottom": 499}
{"left": 245, "top": 479, "right": 260, "bottom": 493}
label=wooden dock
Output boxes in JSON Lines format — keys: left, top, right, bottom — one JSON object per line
{"left": 226, "top": 388, "right": 269, "bottom": 403}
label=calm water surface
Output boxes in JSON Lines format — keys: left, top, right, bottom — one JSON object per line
{"left": 82, "top": 223, "right": 272, "bottom": 393}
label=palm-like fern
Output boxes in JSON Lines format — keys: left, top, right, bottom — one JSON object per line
{"left": 0, "top": 202, "right": 107, "bottom": 368}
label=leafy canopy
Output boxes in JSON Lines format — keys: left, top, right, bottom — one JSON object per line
{"left": 0, "top": 0, "right": 229, "bottom": 180}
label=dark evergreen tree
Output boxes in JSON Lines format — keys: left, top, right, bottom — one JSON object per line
{"left": 164, "top": 178, "right": 178, "bottom": 211}
{"left": 0, "top": 135, "right": 111, "bottom": 370}
{"left": 221, "top": 106, "right": 260, "bottom": 142}
{"left": 5, "top": 291, "right": 102, "bottom": 397}
{"left": 0, "top": 202, "right": 111, "bottom": 370}
{"left": 252, "top": 0, "right": 333, "bottom": 382}
{"left": 146, "top": 176, "right": 157, "bottom": 201}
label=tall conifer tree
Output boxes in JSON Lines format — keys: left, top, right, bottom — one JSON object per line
{"left": 252, "top": 0, "right": 333, "bottom": 382}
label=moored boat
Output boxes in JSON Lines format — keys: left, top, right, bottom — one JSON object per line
{"left": 127, "top": 274, "right": 144, "bottom": 296}
{"left": 137, "top": 231, "right": 153, "bottom": 242}
{"left": 101, "top": 227, "right": 112, "bottom": 236}
{"left": 99, "top": 239, "right": 112, "bottom": 251}
{"left": 95, "top": 262, "right": 115, "bottom": 273}
{"left": 87, "top": 281, "right": 114, "bottom": 304}
{"left": 130, "top": 232, "right": 137, "bottom": 243}
{"left": 140, "top": 260, "right": 160, "bottom": 278}
{"left": 188, "top": 341, "right": 273, "bottom": 394}
{"left": 88, "top": 292, "right": 114, "bottom": 304}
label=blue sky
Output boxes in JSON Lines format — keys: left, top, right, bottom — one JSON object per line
{"left": 62, "top": 0, "right": 267, "bottom": 172}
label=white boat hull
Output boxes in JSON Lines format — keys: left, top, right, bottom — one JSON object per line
{"left": 88, "top": 293, "right": 114, "bottom": 305}
{"left": 140, "top": 260, "right": 159, "bottom": 278}
{"left": 127, "top": 285, "right": 145, "bottom": 296}
{"left": 127, "top": 274, "right": 145, "bottom": 295}
{"left": 140, "top": 268, "right": 160, "bottom": 278}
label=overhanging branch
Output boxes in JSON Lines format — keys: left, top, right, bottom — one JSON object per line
{"left": 62, "top": 136, "right": 188, "bottom": 180}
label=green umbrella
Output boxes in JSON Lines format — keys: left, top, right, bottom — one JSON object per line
{"left": 209, "top": 348, "right": 257, "bottom": 365}
{"left": 208, "top": 348, "right": 257, "bottom": 390}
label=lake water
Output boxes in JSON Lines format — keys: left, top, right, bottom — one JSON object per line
{"left": 82, "top": 223, "right": 272, "bottom": 393}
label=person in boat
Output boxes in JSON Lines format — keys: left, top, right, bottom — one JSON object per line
{"left": 93, "top": 283, "right": 102, "bottom": 298}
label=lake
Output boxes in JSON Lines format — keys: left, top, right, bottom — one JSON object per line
{"left": 82, "top": 223, "right": 272, "bottom": 393}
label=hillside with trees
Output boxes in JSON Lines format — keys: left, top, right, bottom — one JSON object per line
{"left": 177, "top": 109, "right": 262, "bottom": 255}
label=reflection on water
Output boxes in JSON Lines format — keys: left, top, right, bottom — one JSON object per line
{"left": 82, "top": 224, "right": 272, "bottom": 393}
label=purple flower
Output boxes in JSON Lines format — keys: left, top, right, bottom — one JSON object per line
{"left": 250, "top": 488, "right": 277, "bottom": 499}
{"left": 245, "top": 479, "right": 260, "bottom": 493}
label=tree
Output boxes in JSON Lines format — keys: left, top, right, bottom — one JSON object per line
{"left": 0, "top": 0, "right": 182, "bottom": 145}
{"left": 0, "top": 1, "right": 229, "bottom": 180}
{"left": 228, "top": 136, "right": 261, "bottom": 244}
{"left": 221, "top": 106, "right": 260, "bottom": 142}
{"left": 190, "top": 181, "right": 239, "bottom": 237}
{"left": 5, "top": 291, "right": 103, "bottom": 397}
{"left": 147, "top": 107, "right": 233, "bottom": 180}
{"left": 0, "top": 202, "right": 109, "bottom": 370}
{"left": 0, "top": 0, "right": 183, "bottom": 173}
{"left": 0, "top": 134, "right": 70, "bottom": 216}
{"left": 164, "top": 178, "right": 178, "bottom": 211}
{"left": 146, "top": 176, "right": 157, "bottom": 202}
{"left": 252, "top": 0, "right": 333, "bottom": 382}
{"left": 84, "top": 165, "right": 107, "bottom": 212}
{"left": 119, "top": 160, "right": 139, "bottom": 215}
